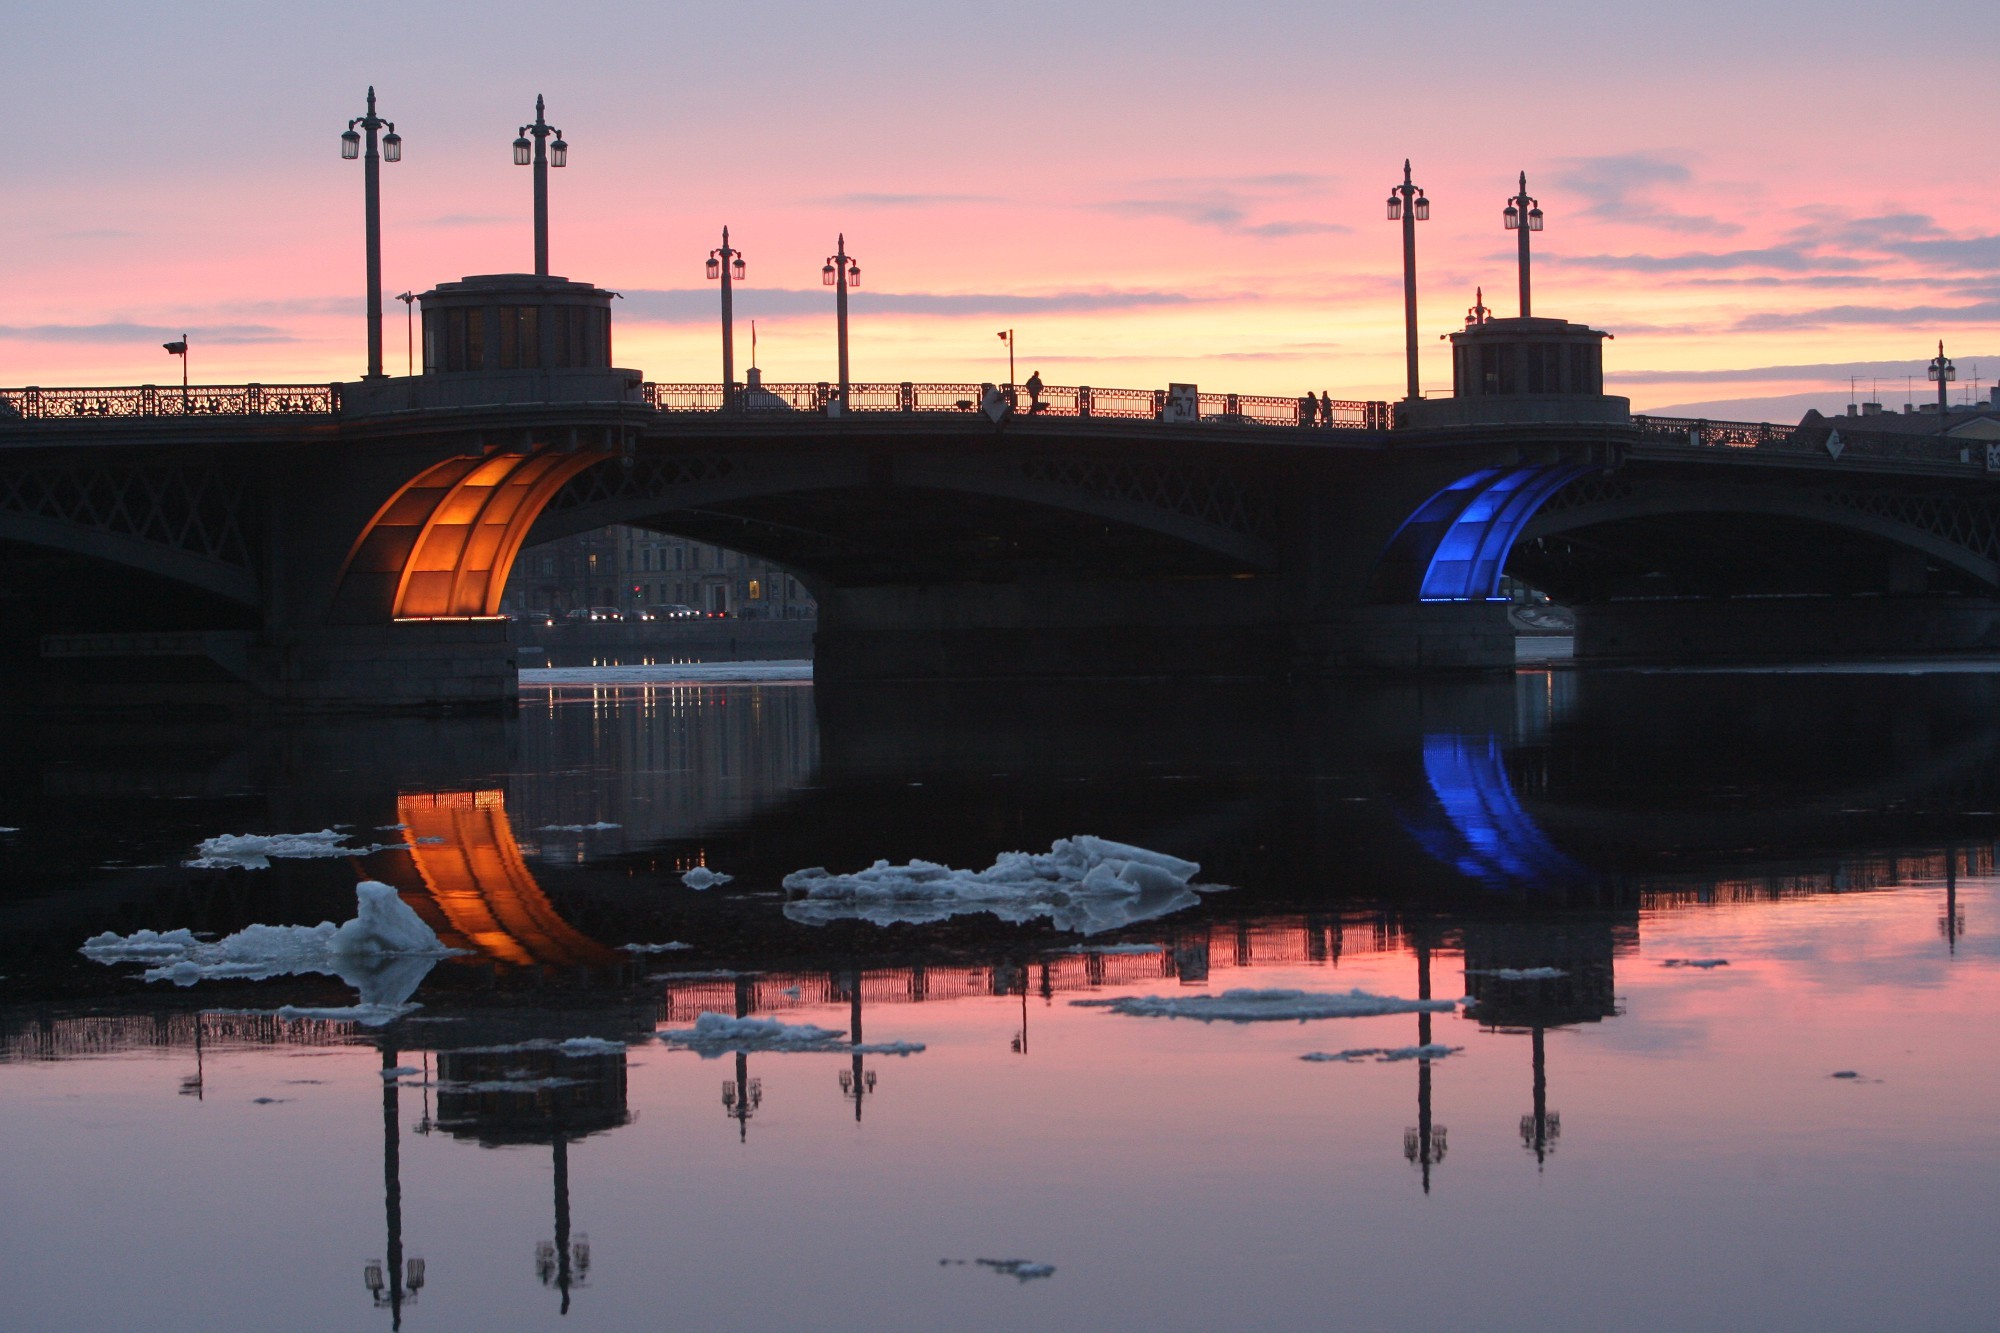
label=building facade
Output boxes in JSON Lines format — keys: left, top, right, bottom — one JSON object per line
{"left": 501, "top": 526, "right": 817, "bottom": 620}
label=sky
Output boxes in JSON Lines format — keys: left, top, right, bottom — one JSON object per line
{"left": 3, "top": 0, "right": 1997, "bottom": 417}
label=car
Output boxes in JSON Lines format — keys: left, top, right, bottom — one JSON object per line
{"left": 628, "top": 608, "right": 657, "bottom": 622}
{"left": 657, "top": 604, "right": 700, "bottom": 619}
{"left": 587, "top": 606, "right": 623, "bottom": 621}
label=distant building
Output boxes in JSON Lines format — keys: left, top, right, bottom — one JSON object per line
{"left": 501, "top": 526, "right": 816, "bottom": 620}
{"left": 1800, "top": 395, "right": 2000, "bottom": 441}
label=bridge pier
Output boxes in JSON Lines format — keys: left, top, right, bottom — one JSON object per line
{"left": 1573, "top": 596, "right": 2000, "bottom": 664}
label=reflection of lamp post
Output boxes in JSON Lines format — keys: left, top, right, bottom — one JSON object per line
{"left": 340, "top": 87, "right": 403, "bottom": 380}
{"left": 1385, "top": 160, "right": 1430, "bottom": 402}
{"left": 365, "top": 1040, "right": 426, "bottom": 1329}
{"left": 707, "top": 227, "right": 747, "bottom": 409}
{"left": 1519, "top": 1024, "right": 1561, "bottom": 1168}
{"left": 1942, "top": 847, "right": 1964, "bottom": 954}
{"left": 1501, "top": 171, "right": 1545, "bottom": 318}
{"left": 1402, "top": 933, "right": 1447, "bottom": 1193}
{"left": 534, "top": 1130, "right": 590, "bottom": 1316}
{"left": 839, "top": 971, "right": 879, "bottom": 1120}
{"left": 722, "top": 1055, "right": 762, "bottom": 1141}
{"left": 511, "top": 95, "right": 568, "bottom": 278}
{"left": 822, "top": 235, "right": 861, "bottom": 410}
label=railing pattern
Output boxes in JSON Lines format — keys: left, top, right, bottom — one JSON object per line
{"left": 0, "top": 384, "right": 338, "bottom": 420}
{"left": 2, "top": 379, "right": 1390, "bottom": 429}
{"left": 641, "top": 380, "right": 1390, "bottom": 428}
{"left": 1635, "top": 414, "right": 1983, "bottom": 467}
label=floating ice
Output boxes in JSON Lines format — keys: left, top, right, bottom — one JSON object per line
{"left": 782, "top": 836, "right": 1209, "bottom": 935}
{"left": 1467, "top": 967, "right": 1568, "bottom": 980}
{"left": 522, "top": 661, "right": 813, "bottom": 685}
{"left": 555, "top": 1037, "right": 628, "bottom": 1056}
{"left": 659, "top": 1012, "right": 925, "bottom": 1057}
{"left": 438, "top": 1076, "right": 587, "bottom": 1093}
{"left": 1302, "top": 1044, "right": 1463, "bottom": 1063}
{"left": 681, "top": 866, "right": 733, "bottom": 890}
{"left": 0, "top": 826, "right": 18, "bottom": 834}
{"left": 539, "top": 821, "right": 621, "bottom": 833}
{"left": 1662, "top": 958, "right": 1730, "bottom": 969}
{"left": 621, "top": 941, "right": 693, "bottom": 953}
{"left": 1058, "top": 943, "right": 1165, "bottom": 955}
{"left": 80, "top": 882, "right": 452, "bottom": 1023}
{"left": 1831, "top": 1070, "right": 1861, "bottom": 1079}
{"left": 185, "top": 829, "right": 392, "bottom": 869}
{"left": 380, "top": 1066, "right": 421, "bottom": 1079}
{"left": 978, "top": 1259, "right": 1055, "bottom": 1282}
{"left": 1074, "top": 987, "right": 1461, "bottom": 1023}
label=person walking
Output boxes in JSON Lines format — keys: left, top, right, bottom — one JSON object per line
{"left": 1300, "top": 390, "right": 1319, "bottom": 425}
{"left": 1025, "top": 370, "right": 1045, "bottom": 413}
{"left": 1320, "top": 391, "right": 1334, "bottom": 427}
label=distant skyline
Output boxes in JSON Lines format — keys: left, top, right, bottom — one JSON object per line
{"left": 4, "top": 0, "right": 1996, "bottom": 412}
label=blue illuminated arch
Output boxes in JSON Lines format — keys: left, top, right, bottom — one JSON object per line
{"left": 1376, "top": 465, "right": 1594, "bottom": 601}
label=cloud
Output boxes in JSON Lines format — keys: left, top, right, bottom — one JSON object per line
{"left": 0, "top": 322, "right": 299, "bottom": 345}
{"left": 813, "top": 192, "right": 1002, "bottom": 208}
{"left": 1552, "top": 153, "right": 1739, "bottom": 236}
{"left": 618, "top": 287, "right": 1213, "bottom": 323}
{"left": 1101, "top": 197, "right": 1347, "bottom": 237}
{"left": 1734, "top": 302, "right": 2000, "bottom": 332}
{"left": 1611, "top": 355, "right": 2000, "bottom": 386}
{"left": 1097, "top": 172, "right": 1348, "bottom": 239}
{"left": 1883, "top": 235, "right": 2000, "bottom": 272}
{"left": 1556, "top": 247, "right": 1867, "bottom": 273}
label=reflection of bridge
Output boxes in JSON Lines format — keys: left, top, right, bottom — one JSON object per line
{"left": 10, "top": 318, "right": 2000, "bottom": 706}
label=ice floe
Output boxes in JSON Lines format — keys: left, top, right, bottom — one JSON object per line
{"left": 941, "top": 1258, "right": 1055, "bottom": 1282}
{"left": 1467, "top": 967, "right": 1568, "bottom": 980}
{"left": 1074, "top": 987, "right": 1461, "bottom": 1023}
{"left": 380, "top": 1066, "right": 421, "bottom": 1080}
{"left": 185, "top": 829, "right": 393, "bottom": 869}
{"left": 658, "top": 1012, "right": 926, "bottom": 1057}
{"left": 1661, "top": 958, "right": 1730, "bottom": 969}
{"left": 1058, "top": 943, "right": 1165, "bottom": 955}
{"left": 681, "top": 866, "right": 733, "bottom": 890}
{"left": 621, "top": 941, "right": 693, "bottom": 953}
{"left": 0, "top": 826, "right": 19, "bottom": 834}
{"left": 80, "top": 881, "right": 454, "bottom": 1024}
{"left": 1301, "top": 1044, "right": 1463, "bottom": 1063}
{"left": 539, "top": 821, "right": 621, "bottom": 833}
{"left": 781, "top": 835, "right": 1211, "bottom": 934}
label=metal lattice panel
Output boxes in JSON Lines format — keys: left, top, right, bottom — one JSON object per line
{"left": 1019, "top": 455, "right": 1276, "bottom": 541}
{"left": 0, "top": 462, "right": 251, "bottom": 567}
{"left": 1535, "top": 473, "right": 1635, "bottom": 515}
{"left": 546, "top": 454, "right": 740, "bottom": 511}
{"left": 1820, "top": 487, "right": 2000, "bottom": 567}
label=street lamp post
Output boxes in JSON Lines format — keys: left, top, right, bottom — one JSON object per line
{"left": 1385, "top": 160, "right": 1430, "bottom": 402}
{"left": 822, "top": 235, "right": 861, "bottom": 410}
{"left": 341, "top": 87, "right": 403, "bottom": 381}
{"left": 1929, "top": 341, "right": 1956, "bottom": 422}
{"left": 1502, "top": 171, "right": 1545, "bottom": 318}
{"left": 511, "top": 95, "right": 568, "bottom": 278}
{"left": 395, "top": 292, "right": 415, "bottom": 376}
{"left": 161, "top": 335, "right": 188, "bottom": 406}
{"left": 707, "top": 228, "right": 747, "bottom": 409}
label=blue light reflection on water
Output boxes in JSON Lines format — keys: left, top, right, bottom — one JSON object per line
{"left": 1404, "top": 733, "right": 1593, "bottom": 892}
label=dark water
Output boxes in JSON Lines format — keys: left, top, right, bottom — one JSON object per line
{"left": 2, "top": 664, "right": 1997, "bottom": 1330}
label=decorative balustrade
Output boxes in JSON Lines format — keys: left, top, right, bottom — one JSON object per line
{"left": 0, "top": 384, "right": 339, "bottom": 420}
{"left": 639, "top": 379, "right": 1388, "bottom": 428}
{"left": 1635, "top": 414, "right": 1980, "bottom": 466}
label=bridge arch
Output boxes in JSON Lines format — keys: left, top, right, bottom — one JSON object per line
{"left": 1517, "top": 474, "right": 2000, "bottom": 595}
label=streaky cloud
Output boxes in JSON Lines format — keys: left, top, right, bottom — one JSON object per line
{"left": 618, "top": 287, "right": 1212, "bottom": 323}
{"left": 1555, "top": 247, "right": 1866, "bottom": 273}
{"left": 0, "top": 322, "right": 299, "bottom": 346}
{"left": 1552, "top": 152, "right": 1739, "bottom": 237}
{"left": 1613, "top": 355, "right": 2000, "bottom": 386}
{"left": 1734, "top": 302, "right": 2000, "bottom": 332}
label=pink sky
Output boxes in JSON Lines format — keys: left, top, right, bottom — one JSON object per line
{"left": 4, "top": 0, "right": 1996, "bottom": 416}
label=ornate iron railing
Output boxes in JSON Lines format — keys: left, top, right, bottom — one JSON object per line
{"left": 1635, "top": 414, "right": 1981, "bottom": 466}
{"left": 0, "top": 384, "right": 339, "bottom": 420}
{"left": 641, "top": 380, "right": 1389, "bottom": 429}
{"left": 0, "top": 378, "right": 1392, "bottom": 431}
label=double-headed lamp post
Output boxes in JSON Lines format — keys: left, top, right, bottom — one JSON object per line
{"left": 822, "top": 235, "right": 861, "bottom": 408}
{"left": 511, "top": 95, "right": 568, "bottom": 278}
{"left": 1385, "top": 160, "right": 1430, "bottom": 402}
{"left": 1502, "top": 171, "right": 1545, "bottom": 318}
{"left": 1930, "top": 341, "right": 1957, "bottom": 418}
{"left": 707, "top": 228, "right": 747, "bottom": 409}
{"left": 340, "top": 88, "right": 403, "bottom": 381}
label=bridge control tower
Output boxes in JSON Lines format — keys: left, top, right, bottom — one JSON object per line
{"left": 1403, "top": 298, "right": 1629, "bottom": 429}
{"left": 339, "top": 272, "right": 644, "bottom": 417}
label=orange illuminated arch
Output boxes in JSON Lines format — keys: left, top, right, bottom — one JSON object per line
{"left": 333, "top": 448, "right": 611, "bottom": 621}
{"left": 388, "top": 790, "right": 622, "bottom": 968}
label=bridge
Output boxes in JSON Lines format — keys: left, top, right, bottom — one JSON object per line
{"left": 5, "top": 282, "right": 1999, "bottom": 706}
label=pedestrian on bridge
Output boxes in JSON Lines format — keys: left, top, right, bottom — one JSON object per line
{"left": 1320, "top": 391, "right": 1334, "bottom": 427}
{"left": 1300, "top": 390, "right": 1320, "bottom": 425}
{"left": 1025, "top": 371, "right": 1045, "bottom": 413}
